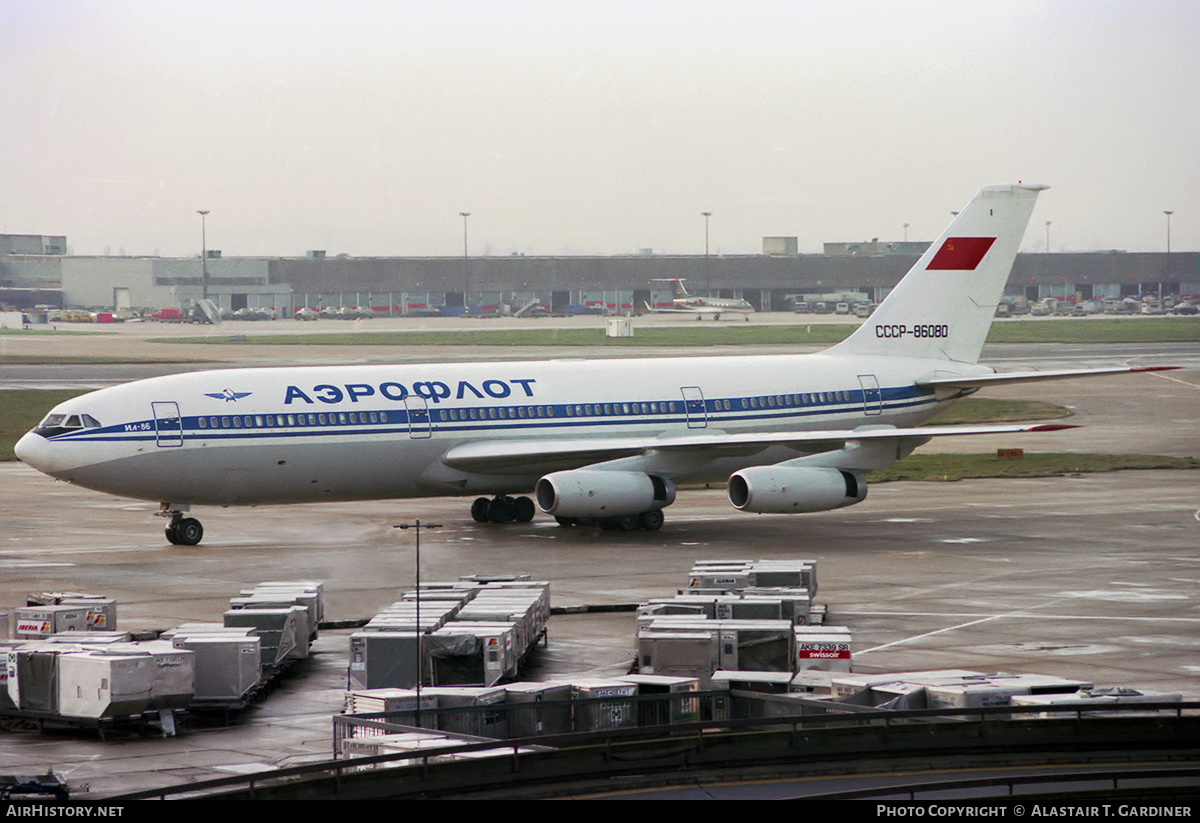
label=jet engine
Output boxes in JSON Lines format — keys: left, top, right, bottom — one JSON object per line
{"left": 535, "top": 470, "right": 675, "bottom": 518}
{"left": 727, "top": 466, "right": 866, "bottom": 514}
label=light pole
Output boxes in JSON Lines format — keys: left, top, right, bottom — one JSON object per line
{"left": 460, "top": 212, "right": 471, "bottom": 310}
{"left": 903, "top": 222, "right": 909, "bottom": 243}
{"left": 1164, "top": 210, "right": 1174, "bottom": 252}
{"left": 394, "top": 518, "right": 442, "bottom": 719}
{"left": 1045, "top": 220, "right": 1052, "bottom": 253}
{"left": 197, "top": 209, "right": 210, "bottom": 301}
{"left": 701, "top": 211, "right": 712, "bottom": 292}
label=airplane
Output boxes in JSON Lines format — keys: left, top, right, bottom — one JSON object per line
{"left": 15, "top": 184, "right": 1174, "bottom": 546}
{"left": 645, "top": 278, "right": 755, "bottom": 320}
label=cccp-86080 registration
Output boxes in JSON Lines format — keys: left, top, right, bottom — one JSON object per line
{"left": 874, "top": 323, "right": 950, "bottom": 339}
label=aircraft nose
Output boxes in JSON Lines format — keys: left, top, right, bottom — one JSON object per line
{"left": 15, "top": 430, "right": 53, "bottom": 473}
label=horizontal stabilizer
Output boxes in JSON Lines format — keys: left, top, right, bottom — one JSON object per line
{"left": 918, "top": 365, "right": 1178, "bottom": 390}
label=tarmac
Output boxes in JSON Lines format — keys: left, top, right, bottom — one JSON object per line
{"left": 1, "top": 314, "right": 1197, "bottom": 798}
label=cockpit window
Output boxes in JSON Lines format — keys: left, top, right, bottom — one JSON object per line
{"left": 35, "top": 411, "right": 102, "bottom": 436}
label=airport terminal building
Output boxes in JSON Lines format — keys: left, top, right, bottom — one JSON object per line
{"left": 2, "top": 232, "right": 1197, "bottom": 316}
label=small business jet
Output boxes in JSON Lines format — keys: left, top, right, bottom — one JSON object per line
{"left": 16, "top": 184, "right": 1170, "bottom": 545}
{"left": 645, "top": 278, "right": 755, "bottom": 320}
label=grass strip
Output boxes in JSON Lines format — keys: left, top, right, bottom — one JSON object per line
{"left": 865, "top": 452, "right": 1198, "bottom": 483}
{"left": 150, "top": 316, "right": 1200, "bottom": 347}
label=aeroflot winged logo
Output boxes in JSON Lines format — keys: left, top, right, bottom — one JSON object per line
{"left": 204, "top": 389, "right": 253, "bottom": 402}
{"left": 927, "top": 237, "right": 996, "bottom": 270}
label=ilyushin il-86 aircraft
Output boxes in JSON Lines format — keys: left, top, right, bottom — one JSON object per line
{"left": 16, "top": 184, "right": 1172, "bottom": 545}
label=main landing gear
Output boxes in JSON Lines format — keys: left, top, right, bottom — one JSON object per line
{"left": 470, "top": 495, "right": 536, "bottom": 524}
{"left": 158, "top": 506, "right": 203, "bottom": 546}
{"left": 555, "top": 510, "right": 665, "bottom": 532}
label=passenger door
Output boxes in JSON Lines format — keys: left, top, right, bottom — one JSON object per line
{"left": 152, "top": 401, "right": 183, "bottom": 447}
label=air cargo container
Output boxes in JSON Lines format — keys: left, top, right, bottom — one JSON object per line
{"left": 504, "top": 681, "right": 573, "bottom": 737}
{"left": 14, "top": 606, "right": 87, "bottom": 639}
{"left": 422, "top": 686, "right": 509, "bottom": 738}
{"left": 636, "top": 630, "right": 721, "bottom": 687}
{"left": 170, "top": 632, "right": 261, "bottom": 703}
{"left": 570, "top": 680, "right": 639, "bottom": 731}
{"left": 344, "top": 687, "right": 438, "bottom": 717}
{"left": 794, "top": 627, "right": 852, "bottom": 673}
{"left": 223, "top": 606, "right": 305, "bottom": 666}
{"left": 426, "top": 622, "right": 516, "bottom": 687}
{"left": 616, "top": 674, "right": 700, "bottom": 725}
{"left": 1010, "top": 688, "right": 1182, "bottom": 718}
{"left": 348, "top": 632, "right": 425, "bottom": 691}
{"left": 55, "top": 650, "right": 157, "bottom": 719}
{"left": 101, "top": 641, "right": 194, "bottom": 710}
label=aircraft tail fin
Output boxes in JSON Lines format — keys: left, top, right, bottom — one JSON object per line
{"left": 651, "top": 278, "right": 691, "bottom": 299}
{"left": 831, "top": 183, "right": 1045, "bottom": 364}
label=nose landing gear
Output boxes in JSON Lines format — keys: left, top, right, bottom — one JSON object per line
{"left": 158, "top": 505, "right": 203, "bottom": 546}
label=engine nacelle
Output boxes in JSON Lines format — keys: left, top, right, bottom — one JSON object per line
{"left": 727, "top": 466, "right": 867, "bottom": 514}
{"left": 535, "top": 470, "right": 676, "bottom": 518}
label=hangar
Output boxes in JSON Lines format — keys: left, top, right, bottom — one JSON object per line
{"left": 2, "top": 232, "right": 1197, "bottom": 316}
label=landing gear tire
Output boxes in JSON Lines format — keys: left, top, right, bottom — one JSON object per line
{"left": 639, "top": 510, "right": 665, "bottom": 531}
{"left": 487, "top": 497, "right": 514, "bottom": 523}
{"left": 584, "top": 510, "right": 667, "bottom": 531}
{"left": 471, "top": 497, "right": 490, "bottom": 523}
{"left": 513, "top": 496, "right": 535, "bottom": 523}
{"left": 476, "top": 495, "right": 535, "bottom": 524}
{"left": 616, "top": 514, "right": 642, "bottom": 532}
{"left": 166, "top": 517, "right": 203, "bottom": 546}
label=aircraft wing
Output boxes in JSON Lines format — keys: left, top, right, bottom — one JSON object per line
{"left": 439, "top": 422, "right": 1076, "bottom": 475}
{"left": 917, "top": 365, "right": 1177, "bottom": 390}
{"left": 643, "top": 304, "right": 721, "bottom": 315}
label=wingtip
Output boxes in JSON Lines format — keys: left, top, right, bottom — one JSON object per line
{"left": 1028, "top": 423, "right": 1081, "bottom": 432}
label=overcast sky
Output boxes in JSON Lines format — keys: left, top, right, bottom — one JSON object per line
{"left": 2, "top": 1, "right": 1196, "bottom": 258}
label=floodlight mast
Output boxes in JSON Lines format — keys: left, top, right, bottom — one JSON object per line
{"left": 394, "top": 518, "right": 442, "bottom": 719}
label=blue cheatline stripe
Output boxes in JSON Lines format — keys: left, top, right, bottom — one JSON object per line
{"left": 47, "top": 385, "right": 937, "bottom": 445}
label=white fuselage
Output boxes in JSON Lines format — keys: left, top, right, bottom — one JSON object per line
{"left": 15, "top": 351, "right": 975, "bottom": 508}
